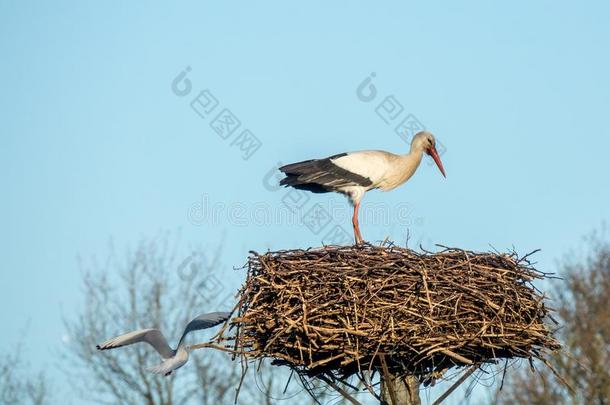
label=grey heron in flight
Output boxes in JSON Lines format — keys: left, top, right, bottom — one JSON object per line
{"left": 96, "top": 311, "right": 230, "bottom": 376}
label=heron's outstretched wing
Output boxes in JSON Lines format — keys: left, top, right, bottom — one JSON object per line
{"left": 96, "top": 329, "right": 174, "bottom": 359}
{"left": 177, "top": 312, "right": 231, "bottom": 346}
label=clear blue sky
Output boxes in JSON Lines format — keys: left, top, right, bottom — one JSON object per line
{"left": 1, "top": 1, "right": 609, "bottom": 403}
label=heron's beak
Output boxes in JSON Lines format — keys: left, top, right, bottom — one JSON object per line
{"left": 427, "top": 146, "right": 446, "bottom": 178}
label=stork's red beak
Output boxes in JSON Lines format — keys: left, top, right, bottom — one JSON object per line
{"left": 427, "top": 146, "right": 446, "bottom": 178}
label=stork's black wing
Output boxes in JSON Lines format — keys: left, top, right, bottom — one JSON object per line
{"left": 279, "top": 153, "right": 373, "bottom": 193}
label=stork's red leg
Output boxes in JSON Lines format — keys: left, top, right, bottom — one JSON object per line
{"left": 352, "top": 201, "right": 363, "bottom": 244}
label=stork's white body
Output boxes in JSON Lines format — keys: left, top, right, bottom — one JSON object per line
{"left": 279, "top": 131, "right": 445, "bottom": 243}
{"left": 330, "top": 149, "right": 425, "bottom": 204}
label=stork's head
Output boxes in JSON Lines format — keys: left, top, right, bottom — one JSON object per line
{"left": 412, "top": 131, "right": 446, "bottom": 178}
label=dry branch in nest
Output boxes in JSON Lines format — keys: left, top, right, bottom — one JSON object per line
{"left": 222, "top": 242, "right": 561, "bottom": 399}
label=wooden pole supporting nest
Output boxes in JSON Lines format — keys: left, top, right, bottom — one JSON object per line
{"left": 380, "top": 355, "right": 421, "bottom": 405}
{"left": 216, "top": 242, "right": 561, "bottom": 403}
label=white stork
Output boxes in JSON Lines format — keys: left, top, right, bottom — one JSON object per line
{"left": 279, "top": 131, "right": 446, "bottom": 244}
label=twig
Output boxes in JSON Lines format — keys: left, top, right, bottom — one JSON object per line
{"left": 317, "top": 374, "right": 364, "bottom": 405}
{"left": 380, "top": 354, "right": 399, "bottom": 405}
{"left": 432, "top": 365, "right": 478, "bottom": 405}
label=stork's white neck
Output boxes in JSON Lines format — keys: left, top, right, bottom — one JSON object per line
{"left": 409, "top": 138, "right": 427, "bottom": 154}
{"left": 378, "top": 149, "right": 424, "bottom": 191}
{"left": 401, "top": 148, "right": 424, "bottom": 178}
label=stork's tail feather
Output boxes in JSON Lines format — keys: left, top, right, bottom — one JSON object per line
{"left": 279, "top": 159, "right": 321, "bottom": 176}
{"left": 279, "top": 174, "right": 299, "bottom": 187}
{"left": 279, "top": 174, "right": 329, "bottom": 193}
{"left": 279, "top": 154, "right": 347, "bottom": 176}
{"left": 279, "top": 156, "right": 347, "bottom": 193}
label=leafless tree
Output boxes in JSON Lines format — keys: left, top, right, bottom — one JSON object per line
{"left": 0, "top": 347, "right": 50, "bottom": 405}
{"left": 61, "top": 233, "right": 351, "bottom": 404}
{"left": 492, "top": 228, "right": 610, "bottom": 405}
{"left": 62, "top": 233, "right": 231, "bottom": 404}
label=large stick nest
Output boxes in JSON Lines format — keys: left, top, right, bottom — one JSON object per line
{"left": 229, "top": 243, "right": 560, "bottom": 382}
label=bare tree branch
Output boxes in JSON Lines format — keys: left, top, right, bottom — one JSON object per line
{"left": 62, "top": 233, "right": 338, "bottom": 404}
{"left": 492, "top": 227, "right": 610, "bottom": 404}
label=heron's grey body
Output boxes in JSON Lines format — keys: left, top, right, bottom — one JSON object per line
{"left": 96, "top": 311, "right": 230, "bottom": 376}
